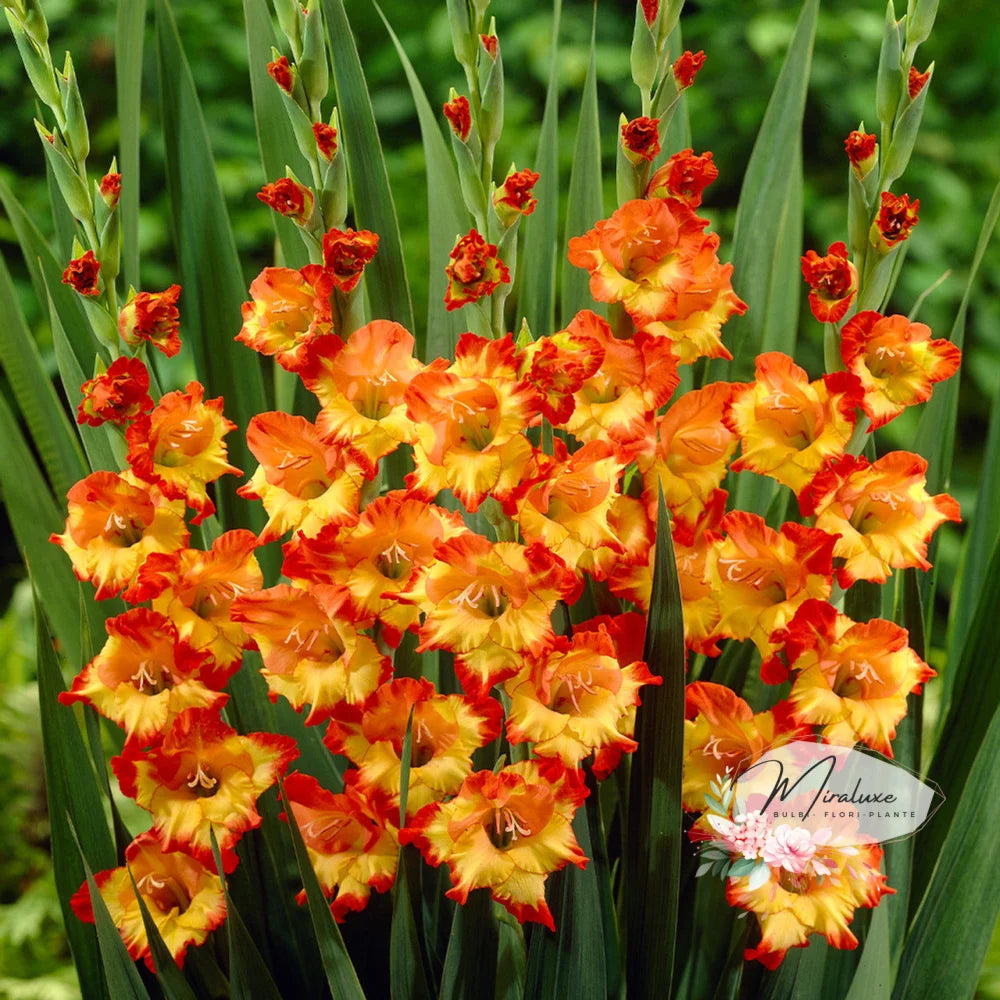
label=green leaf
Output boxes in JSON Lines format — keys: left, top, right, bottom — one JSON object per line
{"left": 0, "top": 248, "right": 87, "bottom": 499}
{"left": 438, "top": 888, "right": 498, "bottom": 1000}
{"left": 374, "top": 3, "right": 467, "bottom": 361}
{"left": 242, "top": 0, "right": 311, "bottom": 270}
{"left": 155, "top": 0, "right": 268, "bottom": 532}
{"left": 320, "top": 0, "right": 414, "bottom": 330}
{"left": 844, "top": 903, "right": 890, "bottom": 1000}
{"left": 892, "top": 699, "right": 1000, "bottom": 1000}
{"left": 624, "top": 489, "right": 685, "bottom": 1000}
{"left": 519, "top": 0, "right": 561, "bottom": 338}
{"left": 559, "top": 7, "right": 603, "bottom": 328}
{"left": 210, "top": 831, "right": 285, "bottom": 1000}
{"left": 128, "top": 870, "right": 199, "bottom": 1000}
{"left": 660, "top": 21, "right": 692, "bottom": 155}
{"left": 912, "top": 531, "right": 1000, "bottom": 912}
{"left": 755, "top": 937, "right": 830, "bottom": 1000}
{"left": 709, "top": 0, "right": 818, "bottom": 383}
{"left": 279, "top": 778, "right": 368, "bottom": 1000}
{"left": 36, "top": 593, "right": 115, "bottom": 1000}
{"left": 0, "top": 177, "right": 107, "bottom": 373}
{"left": 67, "top": 816, "right": 149, "bottom": 1000}
{"left": 116, "top": 0, "right": 147, "bottom": 290}
{"left": 523, "top": 785, "right": 609, "bottom": 1000}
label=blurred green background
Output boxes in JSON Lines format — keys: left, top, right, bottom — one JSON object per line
{"left": 0, "top": 0, "right": 997, "bottom": 995}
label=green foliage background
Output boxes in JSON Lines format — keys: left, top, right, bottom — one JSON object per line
{"left": 0, "top": 0, "right": 997, "bottom": 995}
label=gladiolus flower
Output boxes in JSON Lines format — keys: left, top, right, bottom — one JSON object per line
{"left": 775, "top": 599, "right": 934, "bottom": 754}
{"left": 518, "top": 323, "right": 604, "bottom": 425}
{"left": 872, "top": 192, "right": 919, "bottom": 251}
{"left": 800, "top": 452, "right": 960, "bottom": 587}
{"left": 443, "top": 94, "right": 472, "bottom": 141}
{"left": 119, "top": 285, "right": 182, "bottom": 358}
{"left": 62, "top": 250, "right": 100, "bottom": 296}
{"left": 313, "top": 122, "right": 338, "bottom": 160}
{"left": 258, "top": 177, "right": 314, "bottom": 226}
{"left": 400, "top": 759, "right": 588, "bottom": 930}
{"left": 504, "top": 625, "right": 659, "bottom": 767}
{"left": 132, "top": 530, "right": 263, "bottom": 672}
{"left": 325, "top": 677, "right": 504, "bottom": 816}
{"left": 231, "top": 585, "right": 390, "bottom": 725}
{"left": 683, "top": 682, "right": 808, "bottom": 811}
{"left": 321, "top": 228, "right": 380, "bottom": 294}
{"left": 401, "top": 533, "right": 579, "bottom": 696}
{"left": 444, "top": 229, "right": 510, "bottom": 310}
{"left": 844, "top": 130, "right": 877, "bottom": 179}
{"left": 69, "top": 832, "right": 226, "bottom": 971}
{"left": 50, "top": 470, "right": 189, "bottom": 601}
{"left": 126, "top": 382, "right": 241, "bottom": 525}
{"left": 237, "top": 411, "right": 364, "bottom": 543}
{"left": 730, "top": 842, "right": 892, "bottom": 969}
{"left": 113, "top": 707, "right": 298, "bottom": 872}
{"left": 646, "top": 148, "right": 718, "bottom": 208}
{"left": 404, "top": 335, "right": 535, "bottom": 512}
{"left": 673, "top": 50, "right": 705, "bottom": 89}
{"left": 703, "top": 512, "right": 835, "bottom": 676}
{"left": 100, "top": 172, "right": 122, "bottom": 210}
{"left": 800, "top": 241, "right": 858, "bottom": 324}
{"left": 280, "top": 771, "right": 398, "bottom": 920}
{"left": 236, "top": 265, "right": 335, "bottom": 372}
{"left": 567, "top": 199, "right": 745, "bottom": 364}
{"left": 309, "top": 320, "right": 424, "bottom": 467}
{"left": 493, "top": 167, "right": 540, "bottom": 226}
{"left": 840, "top": 310, "right": 960, "bottom": 429}
{"left": 59, "top": 608, "right": 227, "bottom": 748}
{"left": 621, "top": 116, "right": 661, "bottom": 164}
{"left": 726, "top": 352, "right": 863, "bottom": 494}
{"left": 267, "top": 55, "right": 294, "bottom": 93}
{"left": 77, "top": 356, "right": 153, "bottom": 427}
{"left": 281, "top": 491, "right": 469, "bottom": 644}
{"left": 908, "top": 65, "right": 930, "bottom": 98}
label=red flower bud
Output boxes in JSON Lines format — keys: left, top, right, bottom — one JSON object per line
{"left": 119, "top": 286, "right": 183, "bottom": 358}
{"left": 257, "top": 177, "right": 315, "bottom": 226}
{"left": 480, "top": 34, "right": 498, "bottom": 60}
{"left": 444, "top": 230, "right": 510, "bottom": 310}
{"left": 874, "top": 192, "right": 919, "bottom": 250}
{"left": 443, "top": 94, "right": 472, "bottom": 142}
{"left": 62, "top": 250, "right": 101, "bottom": 297}
{"left": 100, "top": 172, "right": 122, "bottom": 210}
{"left": 844, "top": 130, "right": 878, "bottom": 179}
{"left": 640, "top": 0, "right": 659, "bottom": 27}
{"left": 908, "top": 65, "right": 930, "bottom": 99}
{"left": 646, "top": 148, "right": 718, "bottom": 208}
{"left": 267, "top": 55, "right": 294, "bottom": 94}
{"left": 494, "top": 168, "right": 540, "bottom": 225}
{"left": 673, "top": 50, "right": 706, "bottom": 89}
{"left": 77, "top": 356, "right": 154, "bottom": 427}
{"left": 312, "top": 122, "right": 338, "bottom": 161}
{"left": 801, "top": 242, "right": 858, "bottom": 324}
{"left": 621, "top": 116, "right": 661, "bottom": 164}
{"left": 321, "top": 228, "right": 380, "bottom": 293}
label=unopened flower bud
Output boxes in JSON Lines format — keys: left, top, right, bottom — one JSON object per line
{"left": 907, "top": 65, "right": 930, "bottom": 99}
{"left": 62, "top": 250, "right": 101, "bottom": 296}
{"left": 673, "top": 50, "right": 705, "bottom": 90}
{"left": 267, "top": 55, "right": 294, "bottom": 94}
{"left": 100, "top": 171, "right": 122, "bottom": 210}
{"left": 257, "top": 176, "right": 315, "bottom": 227}
{"left": 621, "top": 116, "right": 661, "bottom": 164}
{"left": 480, "top": 33, "right": 498, "bottom": 60}
{"left": 844, "top": 130, "right": 878, "bottom": 179}
{"left": 493, "top": 166, "right": 539, "bottom": 227}
{"left": 443, "top": 92, "right": 472, "bottom": 142}
{"left": 313, "top": 122, "right": 337, "bottom": 161}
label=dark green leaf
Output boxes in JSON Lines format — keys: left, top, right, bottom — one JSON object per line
{"left": 844, "top": 903, "right": 890, "bottom": 1000}
{"left": 242, "top": 0, "right": 311, "bottom": 270}
{"left": 519, "top": 0, "right": 561, "bottom": 338}
{"left": 279, "top": 779, "right": 367, "bottom": 1000}
{"left": 438, "top": 888, "right": 498, "bottom": 1000}
{"left": 374, "top": 3, "right": 467, "bottom": 360}
{"left": 709, "top": 0, "right": 818, "bottom": 383}
{"left": 116, "top": 0, "right": 147, "bottom": 290}
{"left": 559, "top": 7, "right": 603, "bottom": 327}
{"left": 36, "top": 593, "right": 115, "bottom": 1000}
{"left": 0, "top": 247, "right": 86, "bottom": 499}
{"left": 893, "top": 700, "right": 1000, "bottom": 1000}
{"left": 624, "top": 489, "right": 685, "bottom": 1000}
{"left": 320, "top": 0, "right": 414, "bottom": 330}
{"left": 155, "top": 0, "right": 268, "bottom": 532}
{"left": 210, "top": 831, "right": 285, "bottom": 1000}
